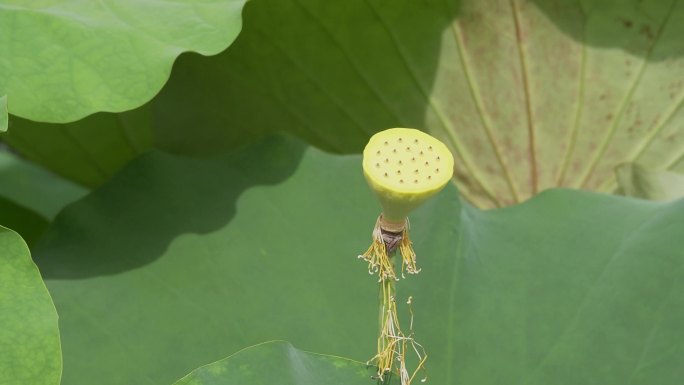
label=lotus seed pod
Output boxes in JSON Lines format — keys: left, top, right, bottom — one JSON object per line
{"left": 362, "top": 128, "right": 454, "bottom": 223}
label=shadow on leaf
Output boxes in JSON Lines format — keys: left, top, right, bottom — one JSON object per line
{"left": 34, "top": 136, "right": 306, "bottom": 279}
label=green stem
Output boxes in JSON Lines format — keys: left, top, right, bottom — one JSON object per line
{"left": 379, "top": 250, "right": 396, "bottom": 342}
{"left": 377, "top": 249, "right": 397, "bottom": 383}
{"left": 378, "top": 279, "right": 385, "bottom": 344}
{"left": 379, "top": 278, "right": 395, "bottom": 336}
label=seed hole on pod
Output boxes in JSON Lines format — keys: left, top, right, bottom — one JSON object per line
{"left": 398, "top": 138, "right": 403, "bottom": 143}
{"left": 384, "top": 158, "right": 389, "bottom": 163}
{"left": 428, "top": 176, "right": 432, "bottom": 180}
{"left": 399, "top": 160, "right": 403, "bottom": 165}
{"left": 425, "top": 161, "right": 429, "bottom": 166}
{"left": 437, "top": 156, "right": 440, "bottom": 161}
{"left": 384, "top": 172, "right": 388, "bottom": 177}
{"left": 393, "top": 148, "right": 397, "bottom": 153}
{"left": 414, "top": 169, "right": 419, "bottom": 174}
{"left": 384, "top": 141, "right": 388, "bottom": 145}
{"left": 414, "top": 179, "right": 418, "bottom": 183}
{"left": 429, "top": 146, "right": 433, "bottom": 151}
{"left": 376, "top": 163, "right": 380, "bottom": 167}
{"left": 436, "top": 168, "right": 440, "bottom": 173}
{"left": 414, "top": 139, "right": 418, "bottom": 144}
{"left": 420, "top": 151, "right": 424, "bottom": 155}
{"left": 376, "top": 150, "right": 381, "bottom": 155}
{"left": 399, "top": 179, "right": 404, "bottom": 183}
{"left": 397, "top": 170, "right": 401, "bottom": 174}
{"left": 411, "top": 157, "right": 416, "bottom": 162}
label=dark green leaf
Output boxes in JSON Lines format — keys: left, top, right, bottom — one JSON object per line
{"left": 0, "top": 150, "right": 87, "bottom": 243}
{"left": 172, "top": 341, "right": 372, "bottom": 385}
{"left": 0, "top": 197, "right": 48, "bottom": 245}
{"left": 36, "top": 137, "right": 684, "bottom": 385}
{"left": 2, "top": 106, "right": 153, "bottom": 187}
{"left": 0, "top": 225, "right": 61, "bottom": 385}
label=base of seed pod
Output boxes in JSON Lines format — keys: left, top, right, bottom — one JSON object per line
{"left": 359, "top": 215, "right": 420, "bottom": 280}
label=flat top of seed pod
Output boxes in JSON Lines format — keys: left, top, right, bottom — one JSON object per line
{"left": 363, "top": 128, "right": 454, "bottom": 194}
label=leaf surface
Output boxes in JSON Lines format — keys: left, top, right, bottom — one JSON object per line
{"left": 0, "top": 225, "right": 61, "bottom": 385}
{"left": 0, "top": 150, "right": 88, "bottom": 219}
{"left": 172, "top": 341, "right": 372, "bottom": 385}
{"left": 0, "top": 0, "right": 246, "bottom": 123}
{"left": 2, "top": 106, "right": 152, "bottom": 187}
{"left": 0, "top": 149, "right": 87, "bottom": 242}
{"left": 616, "top": 162, "right": 684, "bottom": 200}
{"left": 35, "top": 137, "right": 684, "bottom": 385}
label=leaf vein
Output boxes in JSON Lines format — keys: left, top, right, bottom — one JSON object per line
{"left": 447, "top": 3, "right": 521, "bottom": 202}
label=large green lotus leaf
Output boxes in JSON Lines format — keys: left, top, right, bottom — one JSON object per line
{"left": 154, "top": 0, "right": 684, "bottom": 208}
{"left": 0, "top": 0, "right": 246, "bottom": 124}
{"left": 0, "top": 149, "right": 87, "bottom": 243}
{"left": 0, "top": 225, "right": 61, "bottom": 385}
{"left": 2, "top": 105, "right": 153, "bottom": 187}
{"left": 36, "top": 137, "right": 684, "bottom": 384}
{"left": 172, "top": 341, "right": 372, "bottom": 385}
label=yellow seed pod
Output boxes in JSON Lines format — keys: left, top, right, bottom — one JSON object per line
{"left": 363, "top": 128, "right": 454, "bottom": 223}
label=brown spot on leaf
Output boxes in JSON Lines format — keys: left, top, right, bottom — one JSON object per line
{"left": 606, "top": 113, "right": 614, "bottom": 121}
{"left": 640, "top": 24, "right": 655, "bottom": 40}
{"left": 626, "top": 117, "right": 642, "bottom": 133}
{"left": 627, "top": 120, "right": 642, "bottom": 134}
{"left": 571, "top": 161, "right": 582, "bottom": 173}
{"left": 619, "top": 18, "right": 633, "bottom": 28}
{"left": 626, "top": 102, "right": 636, "bottom": 115}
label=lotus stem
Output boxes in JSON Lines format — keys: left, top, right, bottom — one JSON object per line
{"left": 360, "top": 217, "right": 427, "bottom": 385}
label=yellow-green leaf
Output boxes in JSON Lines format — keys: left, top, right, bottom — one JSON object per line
{"left": 0, "top": 0, "right": 246, "bottom": 123}
{"left": 0, "top": 225, "right": 61, "bottom": 385}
